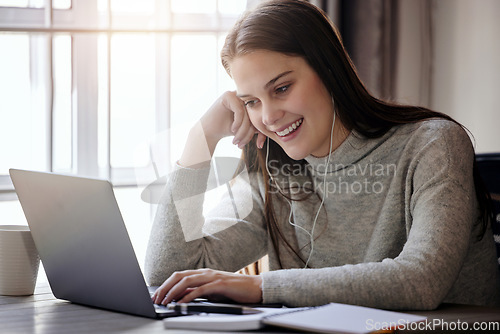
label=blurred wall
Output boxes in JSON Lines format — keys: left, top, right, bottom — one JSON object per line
{"left": 396, "top": 0, "right": 500, "bottom": 153}
{"left": 431, "top": 0, "right": 500, "bottom": 153}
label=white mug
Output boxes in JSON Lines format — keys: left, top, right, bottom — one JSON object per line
{"left": 0, "top": 225, "right": 40, "bottom": 296}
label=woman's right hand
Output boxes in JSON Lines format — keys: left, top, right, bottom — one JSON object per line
{"left": 179, "top": 92, "right": 266, "bottom": 168}
{"left": 201, "top": 91, "right": 262, "bottom": 149}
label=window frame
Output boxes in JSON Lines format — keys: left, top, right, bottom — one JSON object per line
{"left": 0, "top": 0, "right": 244, "bottom": 199}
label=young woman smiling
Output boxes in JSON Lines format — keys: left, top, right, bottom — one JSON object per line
{"left": 146, "top": 0, "right": 499, "bottom": 310}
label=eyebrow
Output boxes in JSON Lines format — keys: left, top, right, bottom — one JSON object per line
{"left": 237, "top": 70, "right": 293, "bottom": 98}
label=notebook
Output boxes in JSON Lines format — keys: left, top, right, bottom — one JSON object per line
{"left": 9, "top": 168, "right": 179, "bottom": 319}
{"left": 163, "top": 302, "right": 427, "bottom": 333}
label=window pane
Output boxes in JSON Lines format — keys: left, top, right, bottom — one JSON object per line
{"left": 97, "top": 0, "right": 107, "bottom": 12}
{"left": 110, "top": 0, "right": 154, "bottom": 13}
{"left": 110, "top": 34, "right": 155, "bottom": 169}
{"left": 0, "top": 34, "right": 32, "bottom": 174}
{"left": 114, "top": 187, "right": 153, "bottom": 270}
{"left": 214, "top": 34, "right": 240, "bottom": 160}
{"left": 52, "top": 35, "right": 73, "bottom": 172}
{"left": 53, "top": 0, "right": 71, "bottom": 10}
{"left": 218, "top": 0, "right": 247, "bottom": 15}
{"left": 0, "top": 0, "right": 29, "bottom": 7}
{"left": 171, "top": 0, "right": 216, "bottom": 14}
{"left": 29, "top": 0, "right": 43, "bottom": 7}
{"left": 170, "top": 34, "right": 218, "bottom": 164}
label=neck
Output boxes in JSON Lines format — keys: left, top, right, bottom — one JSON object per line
{"left": 311, "top": 118, "right": 350, "bottom": 158}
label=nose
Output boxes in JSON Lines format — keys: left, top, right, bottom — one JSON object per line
{"left": 261, "top": 101, "right": 284, "bottom": 127}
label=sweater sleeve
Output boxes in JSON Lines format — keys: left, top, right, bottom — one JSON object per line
{"left": 144, "top": 162, "right": 268, "bottom": 286}
{"left": 261, "top": 122, "right": 478, "bottom": 310}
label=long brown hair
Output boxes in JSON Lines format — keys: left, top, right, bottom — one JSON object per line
{"left": 222, "top": 0, "right": 491, "bottom": 267}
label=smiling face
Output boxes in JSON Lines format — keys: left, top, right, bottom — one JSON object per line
{"left": 230, "top": 50, "right": 338, "bottom": 160}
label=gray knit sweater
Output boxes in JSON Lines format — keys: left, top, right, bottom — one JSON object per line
{"left": 145, "top": 119, "right": 500, "bottom": 310}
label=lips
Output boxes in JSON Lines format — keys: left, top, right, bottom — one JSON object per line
{"left": 276, "top": 118, "right": 303, "bottom": 137}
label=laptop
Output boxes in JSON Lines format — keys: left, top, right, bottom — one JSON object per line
{"left": 9, "top": 168, "right": 178, "bottom": 319}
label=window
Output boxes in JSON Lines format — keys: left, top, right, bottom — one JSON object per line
{"left": 0, "top": 0, "right": 247, "bottom": 276}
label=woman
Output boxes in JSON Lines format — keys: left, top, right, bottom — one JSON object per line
{"left": 146, "top": 0, "right": 499, "bottom": 310}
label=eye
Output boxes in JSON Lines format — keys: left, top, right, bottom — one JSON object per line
{"left": 275, "top": 84, "right": 290, "bottom": 94}
{"left": 244, "top": 99, "right": 258, "bottom": 108}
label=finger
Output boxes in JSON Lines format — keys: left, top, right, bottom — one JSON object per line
{"left": 176, "top": 273, "right": 262, "bottom": 304}
{"left": 153, "top": 270, "right": 203, "bottom": 304}
{"left": 176, "top": 279, "right": 224, "bottom": 303}
{"left": 256, "top": 132, "right": 267, "bottom": 149}
{"left": 231, "top": 107, "right": 245, "bottom": 134}
{"left": 153, "top": 285, "right": 174, "bottom": 304}
{"left": 222, "top": 93, "right": 246, "bottom": 134}
{"left": 161, "top": 271, "right": 216, "bottom": 305}
{"left": 232, "top": 114, "right": 254, "bottom": 147}
{"left": 162, "top": 287, "right": 199, "bottom": 305}
{"left": 171, "top": 287, "right": 196, "bottom": 301}
{"left": 238, "top": 128, "right": 257, "bottom": 149}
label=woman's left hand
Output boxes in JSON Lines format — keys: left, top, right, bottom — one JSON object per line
{"left": 151, "top": 269, "right": 263, "bottom": 305}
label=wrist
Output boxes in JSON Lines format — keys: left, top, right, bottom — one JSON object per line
{"left": 199, "top": 114, "right": 227, "bottom": 144}
{"left": 179, "top": 122, "right": 216, "bottom": 168}
{"left": 254, "top": 274, "right": 263, "bottom": 303}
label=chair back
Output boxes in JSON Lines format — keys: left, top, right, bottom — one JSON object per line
{"left": 476, "top": 153, "right": 500, "bottom": 270}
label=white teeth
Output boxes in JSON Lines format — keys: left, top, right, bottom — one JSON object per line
{"left": 276, "top": 119, "right": 303, "bottom": 137}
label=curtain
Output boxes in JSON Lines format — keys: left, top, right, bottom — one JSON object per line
{"left": 339, "top": 0, "right": 398, "bottom": 101}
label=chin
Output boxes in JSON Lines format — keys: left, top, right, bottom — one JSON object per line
{"left": 282, "top": 148, "right": 308, "bottom": 161}
{"left": 272, "top": 137, "right": 309, "bottom": 161}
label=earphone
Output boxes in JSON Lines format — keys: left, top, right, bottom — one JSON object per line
{"left": 306, "top": 110, "right": 335, "bottom": 267}
{"left": 266, "top": 139, "right": 314, "bottom": 245}
{"left": 265, "top": 107, "right": 336, "bottom": 268}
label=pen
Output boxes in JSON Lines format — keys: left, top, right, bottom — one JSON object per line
{"left": 167, "top": 302, "right": 262, "bottom": 315}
